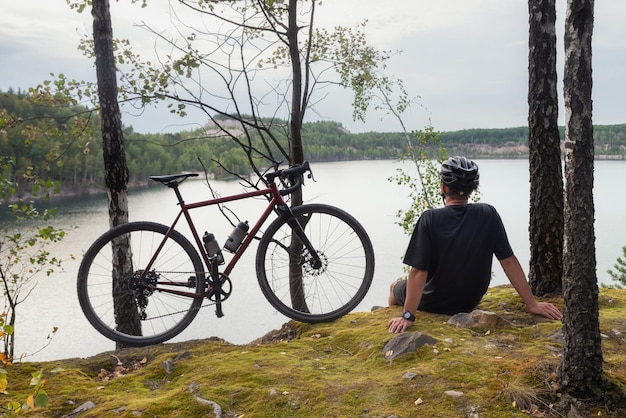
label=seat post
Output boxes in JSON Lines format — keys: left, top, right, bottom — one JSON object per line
{"left": 168, "top": 182, "right": 185, "bottom": 206}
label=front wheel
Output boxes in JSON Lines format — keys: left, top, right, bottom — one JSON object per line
{"left": 77, "top": 221, "right": 205, "bottom": 346}
{"left": 256, "top": 204, "right": 375, "bottom": 323}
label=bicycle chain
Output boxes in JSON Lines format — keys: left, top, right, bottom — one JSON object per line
{"left": 133, "top": 271, "right": 223, "bottom": 320}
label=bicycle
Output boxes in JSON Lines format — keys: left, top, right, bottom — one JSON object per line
{"left": 77, "top": 161, "right": 375, "bottom": 347}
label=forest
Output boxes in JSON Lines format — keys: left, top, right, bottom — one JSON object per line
{"left": 2, "top": 88, "right": 626, "bottom": 196}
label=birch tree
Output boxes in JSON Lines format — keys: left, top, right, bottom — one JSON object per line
{"left": 559, "top": 0, "right": 603, "bottom": 398}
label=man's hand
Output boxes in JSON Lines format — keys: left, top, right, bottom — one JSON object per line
{"left": 500, "top": 255, "right": 563, "bottom": 321}
{"left": 387, "top": 316, "right": 414, "bottom": 333}
{"left": 527, "top": 301, "right": 562, "bottom": 320}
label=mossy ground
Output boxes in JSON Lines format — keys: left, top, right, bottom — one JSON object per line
{"left": 7, "top": 287, "right": 626, "bottom": 417}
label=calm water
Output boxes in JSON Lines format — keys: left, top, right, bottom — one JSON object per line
{"left": 3, "top": 159, "right": 626, "bottom": 361}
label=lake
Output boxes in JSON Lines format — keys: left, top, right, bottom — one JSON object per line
{"left": 3, "top": 159, "right": 626, "bottom": 362}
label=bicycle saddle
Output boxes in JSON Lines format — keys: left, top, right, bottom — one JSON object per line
{"left": 149, "top": 173, "right": 199, "bottom": 186}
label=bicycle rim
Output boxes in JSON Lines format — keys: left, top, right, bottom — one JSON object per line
{"left": 77, "top": 221, "right": 205, "bottom": 346}
{"left": 256, "top": 204, "right": 375, "bottom": 323}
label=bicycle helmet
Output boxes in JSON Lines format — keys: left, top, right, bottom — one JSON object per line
{"left": 440, "top": 156, "right": 479, "bottom": 194}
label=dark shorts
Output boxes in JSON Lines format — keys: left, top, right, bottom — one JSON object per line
{"left": 392, "top": 279, "right": 408, "bottom": 305}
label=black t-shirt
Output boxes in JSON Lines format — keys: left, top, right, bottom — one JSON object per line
{"left": 403, "top": 203, "right": 514, "bottom": 314}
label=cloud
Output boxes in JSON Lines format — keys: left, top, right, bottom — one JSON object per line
{"left": 0, "top": 0, "right": 623, "bottom": 133}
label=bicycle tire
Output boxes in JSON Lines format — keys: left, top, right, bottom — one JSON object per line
{"left": 77, "top": 221, "right": 205, "bottom": 346}
{"left": 256, "top": 204, "right": 375, "bottom": 323}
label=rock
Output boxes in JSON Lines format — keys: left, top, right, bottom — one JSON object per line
{"left": 444, "top": 390, "right": 464, "bottom": 398}
{"left": 383, "top": 332, "right": 439, "bottom": 361}
{"left": 62, "top": 401, "right": 96, "bottom": 418}
{"left": 447, "top": 310, "right": 511, "bottom": 331}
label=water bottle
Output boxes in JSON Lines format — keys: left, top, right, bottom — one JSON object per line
{"left": 203, "top": 232, "right": 224, "bottom": 264}
{"left": 224, "top": 221, "right": 249, "bottom": 252}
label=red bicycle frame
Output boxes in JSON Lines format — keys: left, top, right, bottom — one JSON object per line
{"left": 138, "top": 180, "right": 288, "bottom": 299}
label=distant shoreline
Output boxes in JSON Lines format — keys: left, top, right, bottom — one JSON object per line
{"left": 3, "top": 153, "right": 625, "bottom": 206}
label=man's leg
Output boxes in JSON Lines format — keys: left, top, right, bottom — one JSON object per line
{"left": 388, "top": 281, "right": 399, "bottom": 305}
{"left": 388, "top": 280, "right": 407, "bottom": 306}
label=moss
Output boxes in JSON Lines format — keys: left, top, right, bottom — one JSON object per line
{"left": 7, "top": 286, "right": 626, "bottom": 417}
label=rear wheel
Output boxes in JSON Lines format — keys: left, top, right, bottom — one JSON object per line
{"left": 77, "top": 222, "right": 205, "bottom": 346}
{"left": 256, "top": 204, "right": 374, "bottom": 323}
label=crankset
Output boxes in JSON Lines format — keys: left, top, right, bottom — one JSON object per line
{"left": 207, "top": 275, "right": 232, "bottom": 303}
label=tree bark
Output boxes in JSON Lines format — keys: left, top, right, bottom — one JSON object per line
{"left": 559, "top": 0, "right": 603, "bottom": 398}
{"left": 286, "top": 0, "right": 308, "bottom": 312}
{"left": 528, "top": 0, "right": 563, "bottom": 296}
{"left": 92, "top": 0, "right": 129, "bottom": 227}
{"left": 287, "top": 0, "right": 304, "bottom": 171}
{"left": 92, "top": 0, "right": 141, "bottom": 344}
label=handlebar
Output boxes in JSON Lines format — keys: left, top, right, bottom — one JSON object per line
{"left": 265, "top": 161, "right": 313, "bottom": 196}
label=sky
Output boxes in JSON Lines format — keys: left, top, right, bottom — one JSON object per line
{"left": 1, "top": 0, "right": 625, "bottom": 134}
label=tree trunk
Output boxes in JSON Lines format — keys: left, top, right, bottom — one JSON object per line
{"left": 92, "top": 0, "right": 141, "bottom": 345}
{"left": 558, "top": 0, "right": 603, "bottom": 398}
{"left": 287, "top": 0, "right": 305, "bottom": 172}
{"left": 528, "top": 0, "right": 563, "bottom": 296}
{"left": 92, "top": 0, "right": 129, "bottom": 221}
{"left": 286, "top": 0, "right": 308, "bottom": 312}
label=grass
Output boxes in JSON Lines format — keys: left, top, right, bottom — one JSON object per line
{"left": 6, "top": 286, "right": 626, "bottom": 417}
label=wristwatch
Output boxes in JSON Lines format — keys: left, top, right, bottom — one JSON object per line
{"left": 402, "top": 311, "right": 415, "bottom": 321}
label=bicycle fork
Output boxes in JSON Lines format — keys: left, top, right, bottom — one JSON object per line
{"left": 277, "top": 204, "right": 323, "bottom": 269}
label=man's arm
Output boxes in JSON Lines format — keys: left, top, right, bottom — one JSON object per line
{"left": 499, "top": 255, "right": 562, "bottom": 320}
{"left": 388, "top": 267, "right": 428, "bottom": 333}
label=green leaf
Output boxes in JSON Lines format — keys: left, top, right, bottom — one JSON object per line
{"left": 34, "top": 391, "right": 49, "bottom": 408}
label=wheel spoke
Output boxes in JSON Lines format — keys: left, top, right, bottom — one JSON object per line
{"left": 256, "top": 204, "right": 374, "bottom": 323}
{"left": 77, "top": 222, "right": 204, "bottom": 346}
